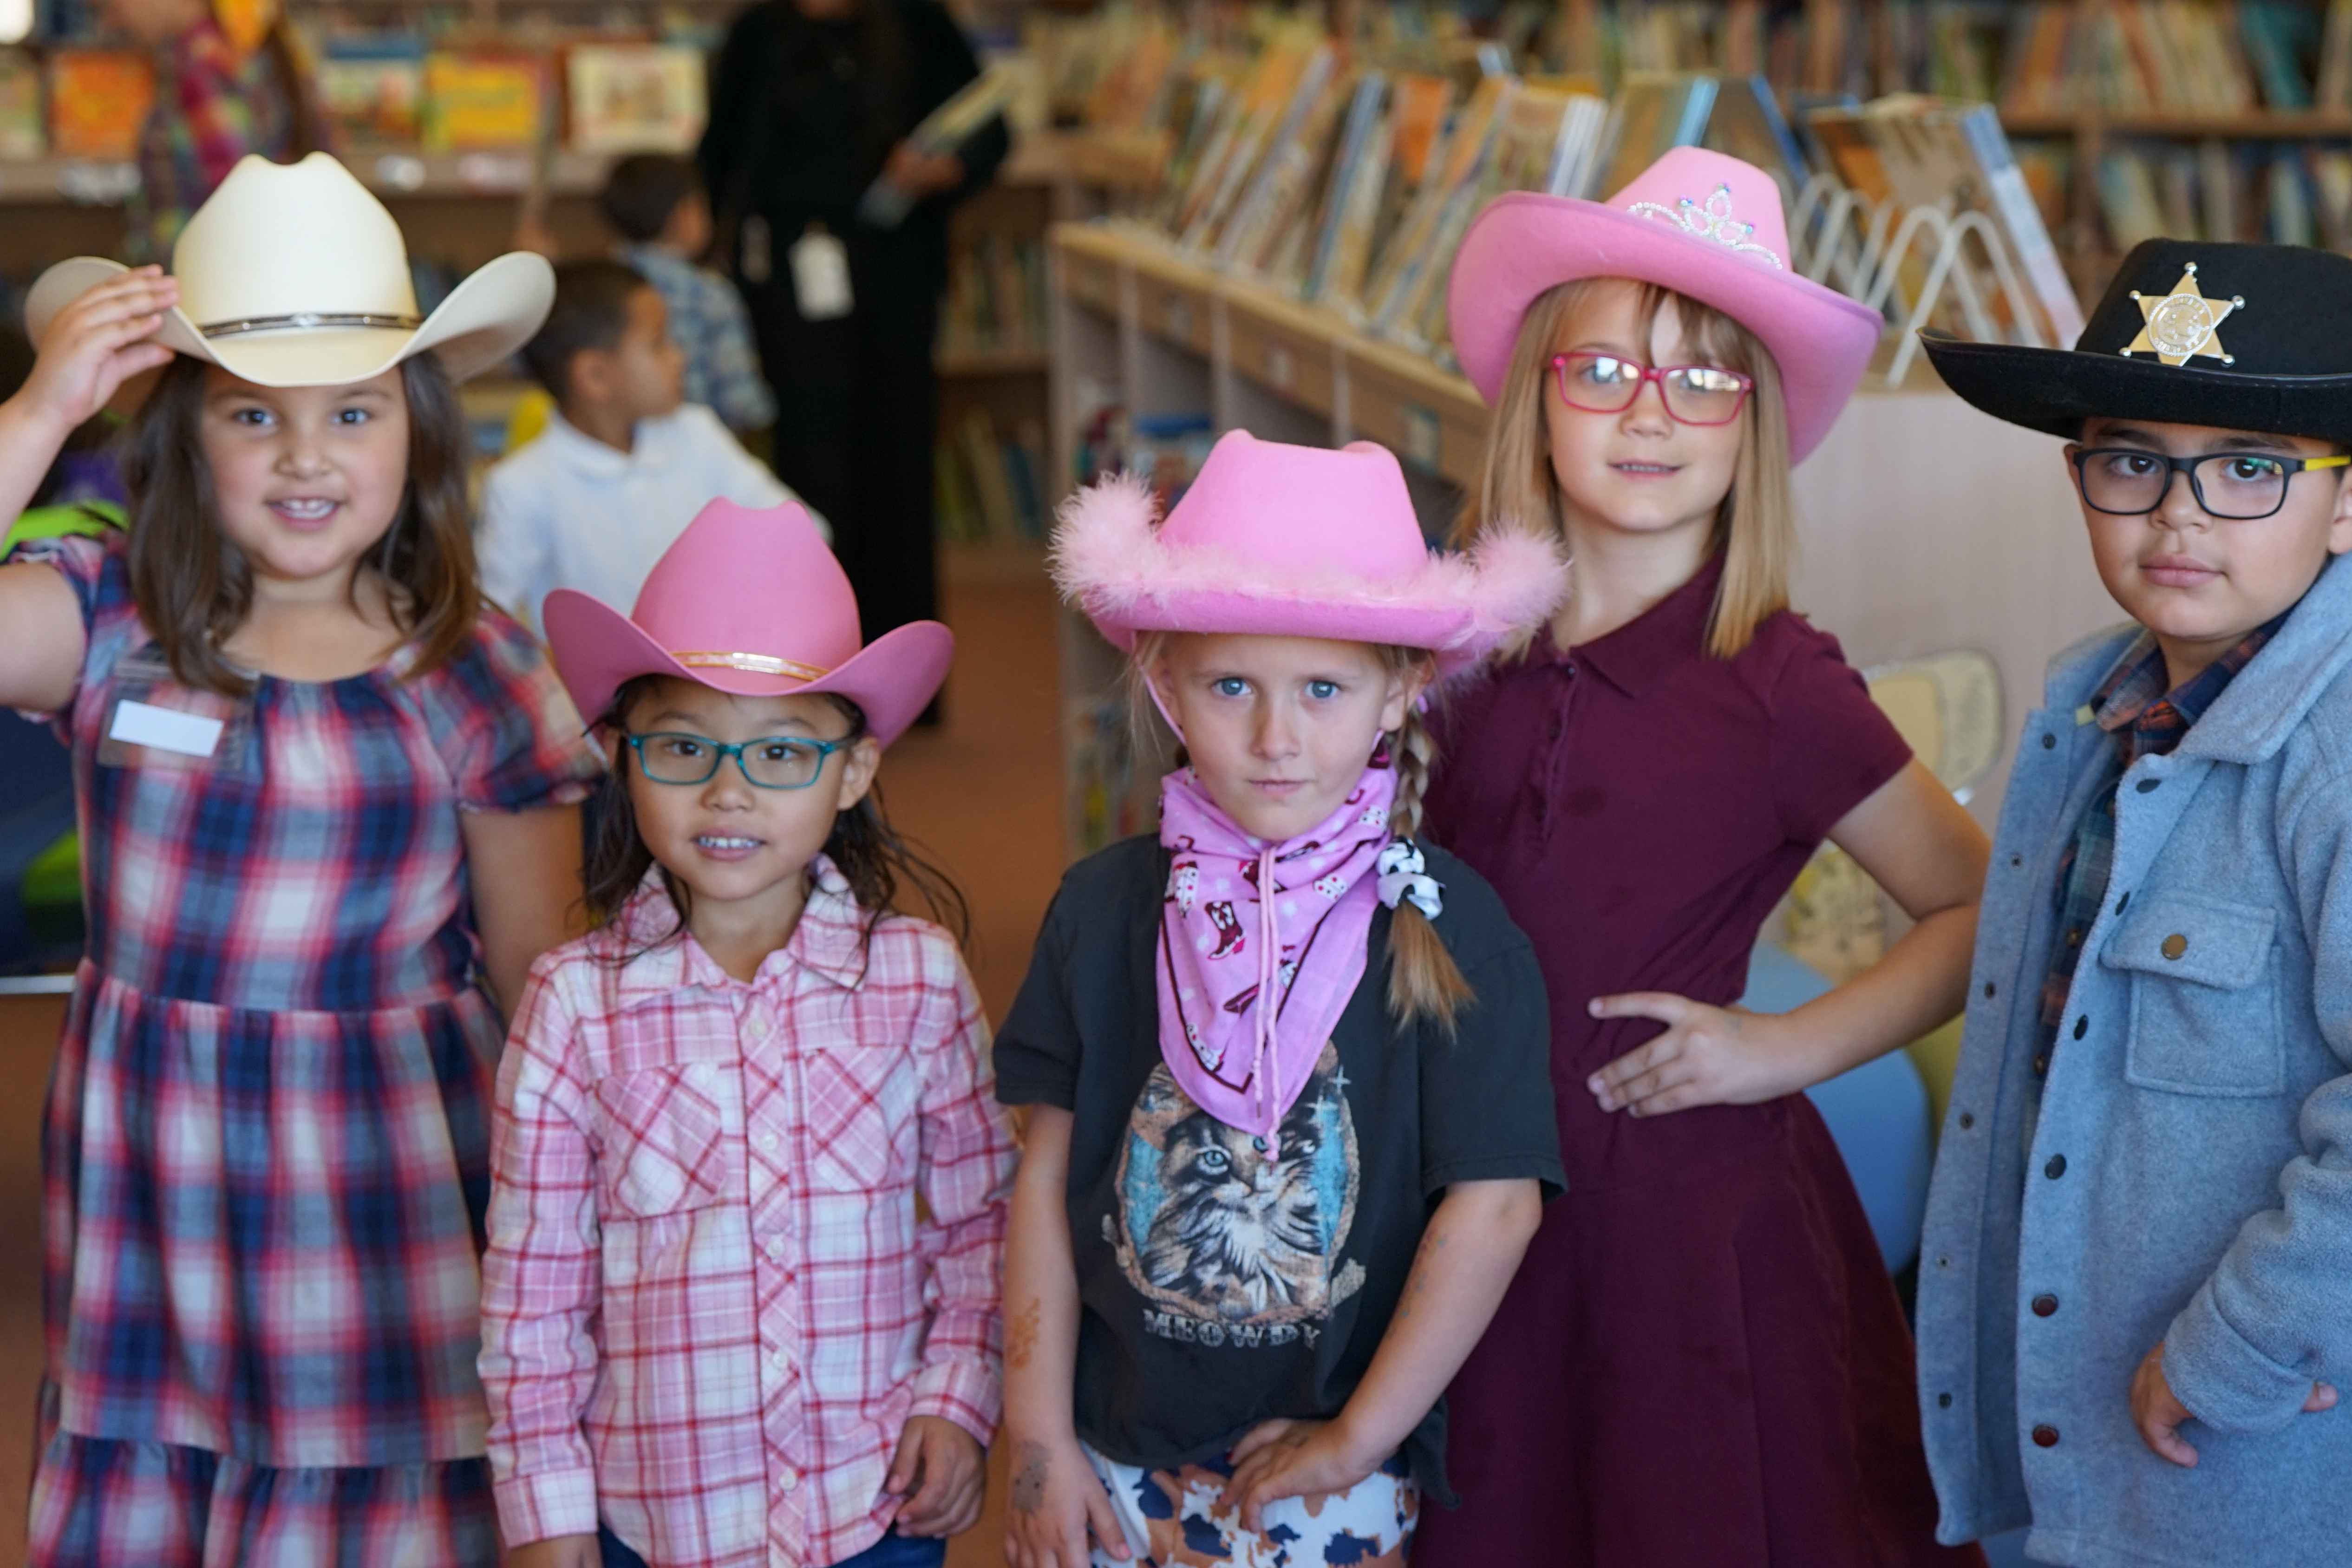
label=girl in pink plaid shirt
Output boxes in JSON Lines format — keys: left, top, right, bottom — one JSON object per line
{"left": 480, "top": 497, "right": 1017, "bottom": 1568}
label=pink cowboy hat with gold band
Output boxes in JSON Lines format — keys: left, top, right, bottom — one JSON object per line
{"left": 1447, "top": 145, "right": 1883, "bottom": 462}
{"left": 543, "top": 498, "right": 951, "bottom": 748}
{"left": 1054, "top": 429, "right": 1567, "bottom": 674}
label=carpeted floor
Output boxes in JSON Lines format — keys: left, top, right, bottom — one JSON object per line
{"left": 0, "top": 543, "right": 1068, "bottom": 1568}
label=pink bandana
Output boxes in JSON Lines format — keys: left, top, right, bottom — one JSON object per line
{"left": 1156, "top": 759, "right": 1396, "bottom": 1151}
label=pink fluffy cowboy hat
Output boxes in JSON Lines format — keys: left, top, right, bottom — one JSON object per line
{"left": 1446, "top": 145, "right": 1883, "bottom": 463}
{"left": 1053, "top": 429, "right": 1567, "bottom": 674}
{"left": 542, "top": 497, "right": 952, "bottom": 748}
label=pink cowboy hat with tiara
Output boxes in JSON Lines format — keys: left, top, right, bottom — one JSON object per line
{"left": 542, "top": 498, "right": 951, "bottom": 747}
{"left": 1054, "top": 429, "right": 1567, "bottom": 673}
{"left": 1447, "top": 145, "right": 1883, "bottom": 462}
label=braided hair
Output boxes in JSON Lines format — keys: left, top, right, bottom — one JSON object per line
{"left": 1377, "top": 648, "right": 1474, "bottom": 1034}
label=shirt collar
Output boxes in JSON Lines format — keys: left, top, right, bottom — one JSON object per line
{"left": 1558, "top": 550, "right": 1726, "bottom": 697}
{"left": 611, "top": 854, "right": 873, "bottom": 1005}
{"left": 542, "top": 407, "right": 671, "bottom": 477}
{"left": 2092, "top": 611, "right": 2288, "bottom": 762}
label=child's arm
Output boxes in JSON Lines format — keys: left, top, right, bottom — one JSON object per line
{"left": 889, "top": 960, "right": 1018, "bottom": 1539}
{"left": 1001, "top": 1105, "right": 1132, "bottom": 1568}
{"left": 0, "top": 268, "right": 178, "bottom": 709}
{"left": 461, "top": 807, "right": 585, "bottom": 1021}
{"left": 1589, "top": 758, "right": 1989, "bottom": 1116}
{"left": 1222, "top": 1177, "right": 1542, "bottom": 1531}
{"left": 478, "top": 962, "right": 607, "bottom": 1552}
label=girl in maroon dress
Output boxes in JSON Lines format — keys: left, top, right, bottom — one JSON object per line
{"left": 1413, "top": 149, "right": 1993, "bottom": 1566}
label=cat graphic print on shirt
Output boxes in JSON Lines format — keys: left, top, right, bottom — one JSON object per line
{"left": 1107, "top": 1044, "right": 1366, "bottom": 1343}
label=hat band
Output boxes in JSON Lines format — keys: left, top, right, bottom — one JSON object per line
{"left": 198, "top": 311, "right": 425, "bottom": 339}
{"left": 675, "top": 651, "right": 831, "bottom": 681}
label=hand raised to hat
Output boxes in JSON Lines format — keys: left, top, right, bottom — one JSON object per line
{"left": 13, "top": 266, "right": 178, "bottom": 438}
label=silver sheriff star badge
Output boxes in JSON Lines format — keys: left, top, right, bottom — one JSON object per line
{"left": 2121, "top": 264, "right": 2242, "bottom": 367}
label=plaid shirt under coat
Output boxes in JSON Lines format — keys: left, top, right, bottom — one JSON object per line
{"left": 480, "top": 863, "right": 1016, "bottom": 1567}
{"left": 2038, "top": 615, "right": 2287, "bottom": 1061}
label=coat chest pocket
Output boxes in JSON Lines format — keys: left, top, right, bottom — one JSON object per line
{"left": 2099, "top": 893, "right": 2285, "bottom": 1098}
{"left": 593, "top": 1062, "right": 742, "bottom": 1217}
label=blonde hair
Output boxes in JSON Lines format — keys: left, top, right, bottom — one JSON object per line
{"left": 1457, "top": 278, "right": 1797, "bottom": 660}
{"left": 1130, "top": 633, "right": 1473, "bottom": 1034}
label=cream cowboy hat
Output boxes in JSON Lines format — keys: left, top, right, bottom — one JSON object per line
{"left": 25, "top": 152, "right": 553, "bottom": 387}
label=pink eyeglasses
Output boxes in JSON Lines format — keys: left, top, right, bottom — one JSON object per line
{"left": 1550, "top": 352, "right": 1755, "bottom": 426}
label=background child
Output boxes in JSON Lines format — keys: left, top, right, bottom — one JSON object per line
{"left": 600, "top": 153, "right": 777, "bottom": 436}
{"left": 481, "top": 497, "right": 1015, "bottom": 1568}
{"left": 477, "top": 259, "right": 816, "bottom": 634}
{"left": 0, "top": 152, "right": 596, "bottom": 1566}
{"left": 1416, "top": 147, "right": 1992, "bottom": 1567}
{"left": 996, "top": 431, "right": 1568, "bottom": 1568}
{"left": 1916, "top": 240, "right": 2352, "bottom": 1565}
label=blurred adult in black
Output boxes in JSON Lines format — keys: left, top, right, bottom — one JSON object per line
{"left": 701, "top": 0, "right": 1006, "bottom": 649}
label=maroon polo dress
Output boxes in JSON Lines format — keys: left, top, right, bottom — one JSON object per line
{"left": 1416, "top": 556, "right": 1980, "bottom": 1568}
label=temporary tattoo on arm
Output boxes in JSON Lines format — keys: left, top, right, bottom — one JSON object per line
{"left": 1011, "top": 1439, "right": 1050, "bottom": 1517}
{"left": 1007, "top": 1298, "right": 1042, "bottom": 1371}
{"left": 1394, "top": 1225, "right": 1450, "bottom": 1321}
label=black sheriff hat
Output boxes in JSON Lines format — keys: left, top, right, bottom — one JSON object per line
{"left": 1922, "top": 239, "right": 2352, "bottom": 445}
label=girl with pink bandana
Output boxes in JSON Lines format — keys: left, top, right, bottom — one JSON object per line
{"left": 993, "top": 430, "right": 1570, "bottom": 1568}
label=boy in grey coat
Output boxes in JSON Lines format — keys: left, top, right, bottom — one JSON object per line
{"left": 1916, "top": 239, "right": 2352, "bottom": 1567}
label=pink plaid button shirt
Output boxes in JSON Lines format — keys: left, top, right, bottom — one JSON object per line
{"left": 480, "top": 862, "right": 1016, "bottom": 1567}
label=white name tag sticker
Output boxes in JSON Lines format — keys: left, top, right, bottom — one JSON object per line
{"left": 790, "top": 228, "right": 854, "bottom": 321}
{"left": 108, "top": 699, "right": 224, "bottom": 758}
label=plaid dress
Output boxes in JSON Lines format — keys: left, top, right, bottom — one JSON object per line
{"left": 13, "top": 532, "right": 601, "bottom": 1567}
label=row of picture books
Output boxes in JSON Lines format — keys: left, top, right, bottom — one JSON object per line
{"left": 2089, "top": 135, "right": 2352, "bottom": 246}
{"left": 0, "top": 31, "right": 706, "bottom": 162}
{"left": 934, "top": 409, "right": 1051, "bottom": 545}
{"left": 938, "top": 232, "right": 1050, "bottom": 362}
{"left": 2002, "top": 0, "right": 2352, "bottom": 116}
{"left": 1081, "top": 15, "right": 2082, "bottom": 368}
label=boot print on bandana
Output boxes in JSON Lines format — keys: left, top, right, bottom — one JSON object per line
{"left": 1204, "top": 901, "right": 1246, "bottom": 960}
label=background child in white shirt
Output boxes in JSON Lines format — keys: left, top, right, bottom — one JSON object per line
{"left": 478, "top": 259, "right": 819, "bottom": 634}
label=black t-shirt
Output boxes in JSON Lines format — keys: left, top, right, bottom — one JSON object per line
{"left": 994, "top": 835, "right": 1563, "bottom": 1501}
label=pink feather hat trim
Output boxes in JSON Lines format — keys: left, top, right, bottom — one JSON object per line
{"left": 1053, "top": 430, "right": 1568, "bottom": 675}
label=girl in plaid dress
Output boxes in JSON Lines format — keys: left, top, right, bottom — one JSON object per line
{"left": 0, "top": 155, "right": 598, "bottom": 1566}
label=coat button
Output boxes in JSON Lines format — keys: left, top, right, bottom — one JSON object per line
{"left": 2073, "top": 1015, "right": 2089, "bottom": 1040}
{"left": 1958, "top": 1112, "right": 1975, "bottom": 1130}
{"left": 2032, "top": 1293, "right": 2059, "bottom": 1317}
{"left": 2136, "top": 777, "right": 2162, "bottom": 793}
{"left": 2010, "top": 855, "right": 2023, "bottom": 868}
{"left": 1983, "top": 981, "right": 1996, "bottom": 999}
{"left": 2033, "top": 1053, "right": 2049, "bottom": 1076}
{"left": 1939, "top": 1392, "right": 1953, "bottom": 1408}
{"left": 2046, "top": 1154, "right": 2068, "bottom": 1179}
{"left": 2116, "top": 892, "right": 2131, "bottom": 914}
{"left": 2042, "top": 733, "right": 2057, "bottom": 749}
{"left": 2161, "top": 933, "right": 2189, "bottom": 960}
{"left": 2032, "top": 1424, "right": 2061, "bottom": 1448}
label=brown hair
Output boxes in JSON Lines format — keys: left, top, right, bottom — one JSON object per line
{"left": 1130, "top": 633, "right": 1473, "bottom": 1034}
{"left": 122, "top": 351, "right": 480, "bottom": 696}
{"left": 1457, "top": 278, "right": 1797, "bottom": 660}
{"left": 582, "top": 677, "right": 971, "bottom": 965}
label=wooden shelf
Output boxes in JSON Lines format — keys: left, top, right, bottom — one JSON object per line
{"left": 1051, "top": 222, "right": 1487, "bottom": 488}
{"left": 938, "top": 348, "right": 1050, "bottom": 377}
{"left": 0, "top": 146, "right": 617, "bottom": 206}
{"left": 2001, "top": 109, "right": 2352, "bottom": 138}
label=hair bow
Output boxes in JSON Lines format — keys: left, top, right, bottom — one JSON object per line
{"left": 1377, "top": 839, "right": 1444, "bottom": 921}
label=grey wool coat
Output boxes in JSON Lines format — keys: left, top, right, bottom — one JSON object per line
{"left": 1917, "top": 549, "right": 2352, "bottom": 1568}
